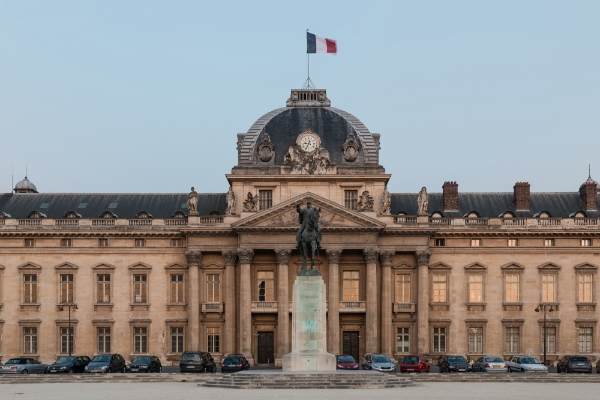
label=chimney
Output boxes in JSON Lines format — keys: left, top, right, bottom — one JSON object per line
{"left": 513, "top": 182, "right": 530, "bottom": 211}
{"left": 580, "top": 178, "right": 598, "bottom": 211}
{"left": 442, "top": 182, "right": 458, "bottom": 211}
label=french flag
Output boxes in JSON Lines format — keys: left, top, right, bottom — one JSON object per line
{"left": 307, "top": 32, "right": 337, "bottom": 54}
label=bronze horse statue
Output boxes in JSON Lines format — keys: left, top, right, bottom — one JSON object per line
{"left": 296, "top": 202, "right": 322, "bottom": 272}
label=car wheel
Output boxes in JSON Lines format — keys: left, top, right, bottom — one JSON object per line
{"left": 122, "top": 367, "right": 125, "bottom": 373}
{"left": 508, "top": 367, "right": 511, "bottom": 373}
{"left": 22, "top": 369, "right": 28, "bottom": 375}
{"left": 68, "top": 368, "right": 74, "bottom": 374}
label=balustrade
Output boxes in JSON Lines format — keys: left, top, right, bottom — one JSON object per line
{"left": 55, "top": 219, "right": 79, "bottom": 226}
{"left": 165, "top": 218, "right": 187, "bottom": 226}
{"left": 393, "top": 215, "right": 417, "bottom": 224}
{"left": 574, "top": 218, "right": 598, "bottom": 226}
{"left": 92, "top": 219, "right": 115, "bottom": 226}
{"left": 200, "top": 216, "right": 223, "bottom": 224}
{"left": 339, "top": 301, "right": 366, "bottom": 313}
{"left": 393, "top": 302, "right": 416, "bottom": 313}
{"left": 538, "top": 218, "right": 561, "bottom": 226}
{"left": 251, "top": 301, "right": 278, "bottom": 313}
{"left": 502, "top": 218, "right": 526, "bottom": 226}
{"left": 464, "top": 218, "right": 489, "bottom": 226}
{"left": 129, "top": 219, "right": 153, "bottom": 226}
{"left": 430, "top": 218, "right": 452, "bottom": 226}
{"left": 18, "top": 219, "right": 41, "bottom": 226}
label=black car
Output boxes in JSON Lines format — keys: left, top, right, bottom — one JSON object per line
{"left": 126, "top": 356, "right": 162, "bottom": 373}
{"left": 85, "top": 354, "right": 126, "bottom": 373}
{"left": 438, "top": 355, "right": 472, "bottom": 373}
{"left": 179, "top": 351, "right": 217, "bottom": 373}
{"left": 556, "top": 355, "right": 592, "bottom": 373}
{"left": 221, "top": 355, "right": 251, "bottom": 373}
{"left": 47, "top": 356, "right": 91, "bottom": 374}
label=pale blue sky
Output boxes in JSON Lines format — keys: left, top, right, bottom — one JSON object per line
{"left": 1, "top": 0, "right": 599, "bottom": 194}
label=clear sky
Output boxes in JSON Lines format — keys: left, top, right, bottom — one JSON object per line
{"left": 1, "top": 0, "right": 599, "bottom": 194}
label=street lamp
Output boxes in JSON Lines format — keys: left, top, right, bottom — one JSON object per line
{"left": 535, "top": 304, "right": 554, "bottom": 366}
{"left": 58, "top": 302, "right": 78, "bottom": 356}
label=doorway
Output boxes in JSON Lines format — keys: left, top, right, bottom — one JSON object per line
{"left": 343, "top": 331, "right": 360, "bottom": 362}
{"left": 257, "top": 331, "right": 274, "bottom": 364}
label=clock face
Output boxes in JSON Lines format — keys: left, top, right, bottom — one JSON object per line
{"left": 300, "top": 136, "right": 317, "bottom": 152}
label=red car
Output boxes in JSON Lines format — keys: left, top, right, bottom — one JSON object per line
{"left": 336, "top": 355, "right": 359, "bottom": 370}
{"left": 399, "top": 355, "right": 430, "bottom": 373}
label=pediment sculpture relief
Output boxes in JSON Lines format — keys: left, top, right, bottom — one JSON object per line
{"left": 357, "top": 190, "right": 374, "bottom": 212}
{"left": 243, "top": 192, "right": 259, "bottom": 212}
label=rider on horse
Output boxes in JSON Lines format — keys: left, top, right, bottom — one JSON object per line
{"left": 296, "top": 201, "right": 322, "bottom": 250}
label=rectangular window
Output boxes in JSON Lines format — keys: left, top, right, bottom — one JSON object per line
{"left": 98, "top": 238, "right": 109, "bottom": 247}
{"left": 434, "top": 238, "right": 446, "bottom": 247}
{"left": 206, "top": 274, "right": 220, "bottom": 303}
{"left": 544, "top": 238, "right": 555, "bottom": 247}
{"left": 505, "top": 274, "right": 520, "bottom": 302}
{"left": 170, "top": 274, "right": 184, "bottom": 303}
{"left": 60, "top": 274, "right": 74, "bottom": 303}
{"left": 133, "top": 327, "right": 148, "bottom": 354}
{"left": 97, "top": 274, "right": 111, "bottom": 303}
{"left": 257, "top": 271, "right": 274, "bottom": 301}
{"left": 395, "top": 274, "right": 411, "bottom": 303}
{"left": 207, "top": 327, "right": 220, "bottom": 353}
{"left": 396, "top": 327, "right": 410, "bottom": 353}
{"left": 342, "top": 271, "right": 360, "bottom": 302}
{"left": 258, "top": 190, "right": 273, "bottom": 210}
{"left": 344, "top": 190, "right": 358, "bottom": 210}
{"left": 468, "top": 327, "right": 483, "bottom": 353}
{"left": 171, "top": 238, "right": 183, "bottom": 247}
{"left": 60, "top": 238, "right": 72, "bottom": 247}
{"left": 542, "top": 274, "right": 556, "bottom": 303}
{"left": 171, "top": 327, "right": 184, "bottom": 354}
{"left": 508, "top": 239, "right": 518, "bottom": 247}
{"left": 544, "top": 327, "right": 556, "bottom": 354}
{"left": 24, "top": 274, "right": 38, "bottom": 303}
{"left": 581, "top": 238, "right": 592, "bottom": 247}
{"left": 23, "top": 327, "right": 37, "bottom": 354}
{"left": 578, "top": 274, "right": 593, "bottom": 303}
{"left": 60, "top": 327, "right": 74, "bottom": 354}
{"left": 135, "top": 238, "right": 145, "bottom": 247}
{"left": 505, "top": 327, "right": 520, "bottom": 353}
{"left": 578, "top": 327, "right": 593, "bottom": 353}
{"left": 432, "top": 274, "right": 447, "bottom": 303}
{"left": 470, "top": 239, "right": 481, "bottom": 247}
{"left": 133, "top": 274, "right": 148, "bottom": 303}
{"left": 433, "top": 327, "right": 446, "bottom": 353}
{"left": 468, "top": 275, "right": 483, "bottom": 303}
{"left": 98, "top": 327, "right": 111, "bottom": 353}
{"left": 24, "top": 238, "right": 35, "bottom": 247}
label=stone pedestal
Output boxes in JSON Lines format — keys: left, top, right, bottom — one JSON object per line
{"left": 282, "top": 274, "right": 336, "bottom": 371}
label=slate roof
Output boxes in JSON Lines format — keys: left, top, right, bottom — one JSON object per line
{"left": 0, "top": 193, "right": 226, "bottom": 219}
{"left": 391, "top": 192, "right": 600, "bottom": 218}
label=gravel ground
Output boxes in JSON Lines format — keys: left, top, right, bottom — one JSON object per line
{"left": 1, "top": 382, "right": 600, "bottom": 400}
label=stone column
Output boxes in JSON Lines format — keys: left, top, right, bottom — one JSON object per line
{"left": 416, "top": 250, "right": 432, "bottom": 354}
{"left": 238, "top": 248, "right": 254, "bottom": 364}
{"left": 222, "top": 251, "right": 237, "bottom": 355}
{"left": 275, "top": 248, "right": 292, "bottom": 365}
{"left": 326, "top": 249, "right": 342, "bottom": 354}
{"left": 185, "top": 251, "right": 202, "bottom": 351}
{"left": 364, "top": 247, "right": 379, "bottom": 354}
{"left": 379, "top": 251, "right": 394, "bottom": 358}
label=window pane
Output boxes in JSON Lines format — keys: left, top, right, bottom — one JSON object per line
{"left": 396, "top": 275, "right": 410, "bottom": 303}
{"left": 469, "top": 275, "right": 483, "bottom": 303}
{"left": 342, "top": 271, "right": 359, "bottom": 302}
{"left": 396, "top": 327, "right": 410, "bottom": 353}
{"left": 432, "top": 275, "right": 447, "bottom": 303}
{"left": 257, "top": 271, "right": 274, "bottom": 301}
{"left": 505, "top": 274, "right": 519, "bottom": 302}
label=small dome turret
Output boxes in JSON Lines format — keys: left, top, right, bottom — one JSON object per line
{"left": 14, "top": 176, "right": 38, "bottom": 193}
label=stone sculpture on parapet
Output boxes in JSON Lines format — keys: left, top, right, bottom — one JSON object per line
{"left": 187, "top": 187, "right": 198, "bottom": 215}
{"left": 417, "top": 186, "right": 428, "bottom": 215}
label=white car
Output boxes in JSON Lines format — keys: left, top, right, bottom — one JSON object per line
{"left": 506, "top": 356, "right": 548, "bottom": 373}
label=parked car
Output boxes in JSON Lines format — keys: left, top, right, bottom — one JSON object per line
{"left": 556, "top": 355, "right": 592, "bottom": 373}
{"left": 361, "top": 353, "right": 395, "bottom": 372}
{"left": 506, "top": 356, "right": 548, "bottom": 373}
{"left": 47, "top": 356, "right": 91, "bottom": 374}
{"left": 399, "top": 355, "right": 430, "bottom": 373}
{"left": 336, "top": 355, "right": 359, "bottom": 370}
{"left": 221, "top": 355, "right": 251, "bottom": 373}
{"left": 84, "top": 354, "right": 126, "bottom": 373}
{"left": 438, "top": 355, "right": 472, "bottom": 373}
{"left": 125, "top": 356, "right": 162, "bottom": 373}
{"left": 179, "top": 351, "right": 217, "bottom": 373}
{"left": 472, "top": 356, "right": 508, "bottom": 372}
{"left": 0, "top": 358, "right": 49, "bottom": 374}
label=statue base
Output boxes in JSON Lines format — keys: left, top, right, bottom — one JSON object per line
{"left": 297, "top": 269, "right": 321, "bottom": 276}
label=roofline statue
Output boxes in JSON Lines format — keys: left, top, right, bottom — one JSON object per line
{"left": 187, "top": 187, "right": 199, "bottom": 215}
{"left": 417, "top": 186, "right": 428, "bottom": 215}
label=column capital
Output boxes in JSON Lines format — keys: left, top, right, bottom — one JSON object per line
{"left": 416, "top": 250, "right": 432, "bottom": 266}
{"left": 363, "top": 247, "right": 379, "bottom": 264}
{"left": 222, "top": 251, "right": 237, "bottom": 267}
{"left": 326, "top": 249, "right": 342, "bottom": 264}
{"left": 237, "top": 248, "right": 254, "bottom": 264}
{"left": 185, "top": 251, "right": 202, "bottom": 266}
{"left": 274, "top": 248, "right": 293, "bottom": 265}
{"left": 379, "top": 251, "right": 395, "bottom": 267}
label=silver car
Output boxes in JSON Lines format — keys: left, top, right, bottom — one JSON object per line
{"left": 472, "top": 356, "right": 508, "bottom": 372}
{"left": 361, "top": 353, "right": 396, "bottom": 372}
{"left": 0, "top": 358, "right": 48, "bottom": 374}
{"left": 506, "top": 356, "right": 548, "bottom": 373}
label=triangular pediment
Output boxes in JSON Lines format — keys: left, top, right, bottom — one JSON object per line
{"left": 232, "top": 192, "right": 386, "bottom": 231}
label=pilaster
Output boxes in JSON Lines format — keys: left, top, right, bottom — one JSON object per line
{"left": 275, "top": 248, "right": 292, "bottom": 365}
{"left": 416, "top": 250, "right": 432, "bottom": 354}
{"left": 222, "top": 251, "right": 237, "bottom": 355}
{"left": 326, "top": 249, "right": 342, "bottom": 354}
{"left": 379, "top": 251, "right": 394, "bottom": 358}
{"left": 364, "top": 247, "right": 379, "bottom": 354}
{"left": 237, "top": 248, "right": 254, "bottom": 364}
{"left": 185, "top": 251, "right": 202, "bottom": 351}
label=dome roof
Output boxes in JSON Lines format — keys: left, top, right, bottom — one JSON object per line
{"left": 14, "top": 176, "right": 38, "bottom": 193}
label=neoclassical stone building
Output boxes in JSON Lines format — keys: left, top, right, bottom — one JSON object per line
{"left": 1, "top": 89, "right": 599, "bottom": 365}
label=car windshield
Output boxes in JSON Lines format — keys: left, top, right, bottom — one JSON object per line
{"left": 372, "top": 355, "right": 391, "bottom": 363}
{"left": 448, "top": 356, "right": 467, "bottom": 363}
{"left": 224, "top": 357, "right": 241, "bottom": 363}
{"left": 91, "top": 355, "right": 111, "bottom": 363}
{"left": 182, "top": 353, "right": 201, "bottom": 361}
{"left": 6, "top": 359, "right": 26, "bottom": 365}
{"left": 571, "top": 357, "right": 589, "bottom": 362}
{"left": 54, "top": 357, "right": 76, "bottom": 364}
{"left": 520, "top": 357, "right": 541, "bottom": 364}
{"left": 132, "top": 357, "right": 151, "bottom": 364}
{"left": 484, "top": 357, "right": 504, "bottom": 363}
{"left": 403, "top": 356, "right": 419, "bottom": 363}
{"left": 337, "top": 356, "right": 355, "bottom": 363}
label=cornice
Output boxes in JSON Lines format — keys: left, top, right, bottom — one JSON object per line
{"left": 225, "top": 174, "right": 391, "bottom": 183}
{"left": 0, "top": 230, "right": 184, "bottom": 238}
{"left": 431, "top": 231, "right": 600, "bottom": 237}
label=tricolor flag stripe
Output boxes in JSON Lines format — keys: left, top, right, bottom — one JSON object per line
{"left": 307, "top": 32, "right": 337, "bottom": 54}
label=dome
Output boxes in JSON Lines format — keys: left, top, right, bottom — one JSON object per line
{"left": 14, "top": 176, "right": 38, "bottom": 193}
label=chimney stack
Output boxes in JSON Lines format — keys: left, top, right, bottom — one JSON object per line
{"left": 513, "top": 182, "right": 530, "bottom": 211}
{"left": 443, "top": 182, "right": 458, "bottom": 211}
{"left": 580, "top": 178, "right": 598, "bottom": 211}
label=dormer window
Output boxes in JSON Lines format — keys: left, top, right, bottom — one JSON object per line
{"left": 539, "top": 212, "right": 551, "bottom": 218}
{"left": 465, "top": 212, "right": 479, "bottom": 218}
{"left": 135, "top": 211, "right": 153, "bottom": 219}
{"left": 431, "top": 212, "right": 443, "bottom": 218}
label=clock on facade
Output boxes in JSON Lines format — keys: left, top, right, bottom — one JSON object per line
{"left": 296, "top": 128, "right": 321, "bottom": 153}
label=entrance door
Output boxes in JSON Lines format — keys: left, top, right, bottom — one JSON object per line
{"left": 343, "top": 331, "right": 360, "bottom": 362}
{"left": 257, "top": 331, "right": 274, "bottom": 364}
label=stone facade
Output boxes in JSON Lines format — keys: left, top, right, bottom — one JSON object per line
{"left": 1, "top": 89, "right": 600, "bottom": 366}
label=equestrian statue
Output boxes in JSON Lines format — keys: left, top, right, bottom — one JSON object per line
{"left": 296, "top": 202, "right": 322, "bottom": 273}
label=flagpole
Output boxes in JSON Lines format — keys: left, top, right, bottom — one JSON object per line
{"left": 306, "top": 29, "right": 310, "bottom": 82}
